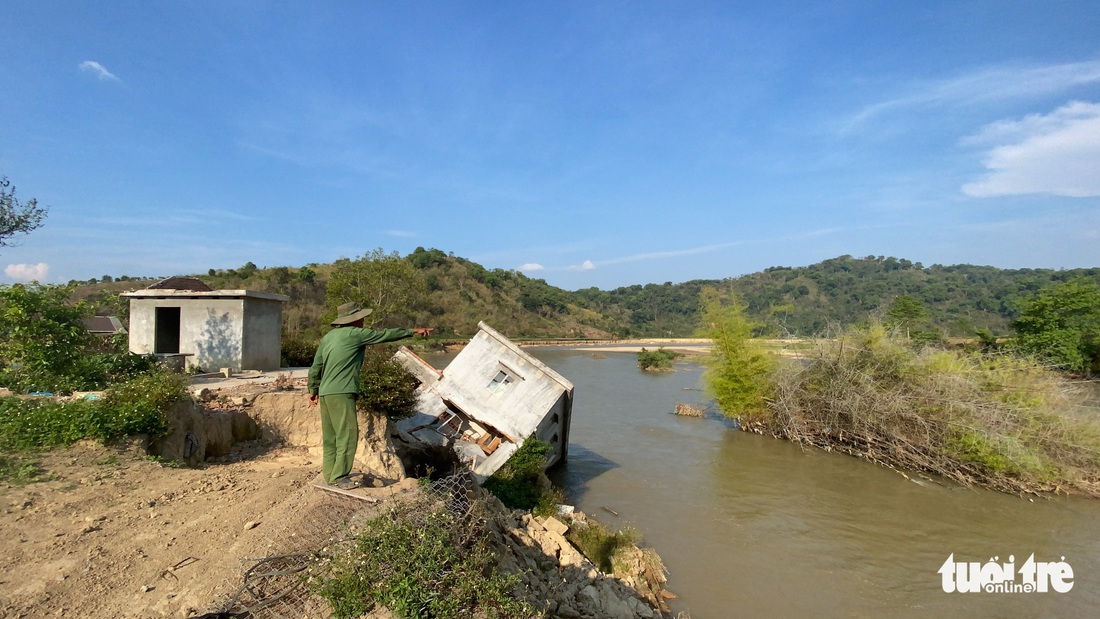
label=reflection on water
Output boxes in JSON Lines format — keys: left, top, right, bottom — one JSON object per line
{"left": 421, "top": 348, "right": 1100, "bottom": 618}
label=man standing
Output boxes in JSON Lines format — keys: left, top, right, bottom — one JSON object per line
{"left": 307, "top": 302, "right": 431, "bottom": 489}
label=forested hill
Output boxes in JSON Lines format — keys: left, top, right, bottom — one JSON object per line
{"left": 73, "top": 251, "right": 1100, "bottom": 341}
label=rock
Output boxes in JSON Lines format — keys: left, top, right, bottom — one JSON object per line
{"left": 629, "top": 597, "right": 656, "bottom": 618}
{"left": 543, "top": 516, "right": 569, "bottom": 535}
{"left": 243, "top": 520, "right": 260, "bottom": 530}
{"left": 545, "top": 530, "right": 570, "bottom": 555}
{"left": 555, "top": 601, "right": 581, "bottom": 619}
{"left": 558, "top": 542, "right": 587, "bottom": 569}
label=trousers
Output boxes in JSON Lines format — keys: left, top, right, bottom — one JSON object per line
{"left": 319, "top": 393, "right": 358, "bottom": 483}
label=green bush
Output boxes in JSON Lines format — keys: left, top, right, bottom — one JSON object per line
{"left": 699, "top": 288, "right": 776, "bottom": 424}
{"left": 0, "top": 371, "right": 186, "bottom": 452}
{"left": 0, "top": 453, "right": 44, "bottom": 484}
{"left": 358, "top": 345, "right": 420, "bottom": 420}
{"left": 0, "top": 283, "right": 160, "bottom": 393}
{"left": 280, "top": 335, "right": 318, "bottom": 367}
{"left": 1012, "top": 278, "right": 1100, "bottom": 374}
{"left": 636, "top": 347, "right": 680, "bottom": 371}
{"left": 315, "top": 505, "right": 536, "bottom": 619}
{"left": 483, "top": 437, "right": 554, "bottom": 512}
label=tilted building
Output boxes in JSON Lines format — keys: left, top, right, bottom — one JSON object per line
{"left": 393, "top": 322, "right": 574, "bottom": 480}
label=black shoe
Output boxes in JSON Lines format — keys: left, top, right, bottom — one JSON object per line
{"left": 331, "top": 476, "right": 360, "bottom": 490}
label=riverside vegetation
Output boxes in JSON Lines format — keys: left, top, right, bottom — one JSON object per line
{"left": 700, "top": 283, "right": 1100, "bottom": 497}
{"left": 636, "top": 347, "right": 682, "bottom": 371}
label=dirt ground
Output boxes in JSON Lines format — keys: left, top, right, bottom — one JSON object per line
{"left": 0, "top": 434, "right": 327, "bottom": 618}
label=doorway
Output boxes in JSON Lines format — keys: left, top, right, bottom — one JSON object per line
{"left": 154, "top": 306, "right": 181, "bottom": 353}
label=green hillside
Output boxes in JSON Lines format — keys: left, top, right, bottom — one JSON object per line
{"left": 72, "top": 251, "right": 1100, "bottom": 342}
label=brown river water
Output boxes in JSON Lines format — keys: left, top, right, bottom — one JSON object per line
{"left": 423, "top": 348, "right": 1100, "bottom": 618}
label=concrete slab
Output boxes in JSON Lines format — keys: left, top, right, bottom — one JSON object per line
{"left": 187, "top": 367, "right": 309, "bottom": 394}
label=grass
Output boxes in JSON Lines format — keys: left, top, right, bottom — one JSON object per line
{"left": 565, "top": 519, "right": 640, "bottom": 573}
{"left": 0, "top": 453, "right": 46, "bottom": 484}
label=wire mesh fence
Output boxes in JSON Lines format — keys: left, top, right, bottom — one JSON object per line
{"left": 198, "top": 474, "right": 476, "bottom": 619}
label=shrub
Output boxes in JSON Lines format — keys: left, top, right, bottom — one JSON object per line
{"left": 0, "top": 283, "right": 158, "bottom": 393}
{"left": 0, "top": 283, "right": 94, "bottom": 393}
{"left": 358, "top": 345, "right": 419, "bottom": 420}
{"left": 280, "top": 335, "right": 318, "bottom": 367}
{"left": 315, "top": 504, "right": 536, "bottom": 619}
{"left": 0, "top": 453, "right": 44, "bottom": 484}
{"left": 1012, "top": 278, "right": 1100, "bottom": 374}
{"left": 636, "top": 347, "right": 680, "bottom": 371}
{"left": 0, "top": 370, "right": 186, "bottom": 452}
{"left": 699, "top": 288, "right": 776, "bottom": 424}
{"left": 483, "top": 437, "right": 553, "bottom": 511}
{"left": 768, "top": 321, "right": 1100, "bottom": 495}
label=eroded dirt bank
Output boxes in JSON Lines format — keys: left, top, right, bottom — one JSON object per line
{"left": 1, "top": 380, "right": 672, "bottom": 619}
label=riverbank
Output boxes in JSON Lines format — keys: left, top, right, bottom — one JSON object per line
{"left": 0, "top": 380, "right": 673, "bottom": 618}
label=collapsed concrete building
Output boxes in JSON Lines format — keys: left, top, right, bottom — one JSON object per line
{"left": 122, "top": 277, "right": 288, "bottom": 372}
{"left": 393, "top": 322, "right": 574, "bottom": 480}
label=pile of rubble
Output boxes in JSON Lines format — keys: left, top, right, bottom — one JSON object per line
{"left": 484, "top": 501, "right": 673, "bottom": 619}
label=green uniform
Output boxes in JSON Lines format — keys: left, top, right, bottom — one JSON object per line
{"left": 308, "top": 326, "right": 413, "bottom": 483}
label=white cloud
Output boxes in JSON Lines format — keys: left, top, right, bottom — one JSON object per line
{"left": 79, "top": 60, "right": 119, "bottom": 81}
{"left": 846, "top": 60, "right": 1100, "bottom": 130}
{"left": 962, "top": 101, "right": 1100, "bottom": 198}
{"left": 518, "top": 263, "right": 545, "bottom": 272}
{"left": 599, "top": 242, "right": 743, "bottom": 266}
{"left": 385, "top": 230, "right": 416, "bottom": 238}
{"left": 5, "top": 262, "right": 49, "bottom": 281}
{"left": 568, "top": 260, "right": 596, "bottom": 272}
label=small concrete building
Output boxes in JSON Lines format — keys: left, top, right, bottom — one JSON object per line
{"left": 393, "top": 321, "right": 574, "bottom": 481}
{"left": 122, "top": 277, "right": 289, "bottom": 372}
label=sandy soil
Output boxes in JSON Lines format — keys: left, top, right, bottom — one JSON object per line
{"left": 0, "top": 438, "right": 321, "bottom": 619}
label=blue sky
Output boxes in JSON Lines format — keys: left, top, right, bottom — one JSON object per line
{"left": 2, "top": 1, "right": 1099, "bottom": 291}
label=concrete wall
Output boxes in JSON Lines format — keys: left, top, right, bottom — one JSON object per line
{"left": 129, "top": 297, "right": 245, "bottom": 370}
{"left": 241, "top": 297, "right": 283, "bottom": 371}
{"left": 127, "top": 292, "right": 286, "bottom": 371}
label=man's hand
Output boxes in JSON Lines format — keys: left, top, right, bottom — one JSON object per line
{"left": 413, "top": 327, "right": 434, "bottom": 337}
{"left": 308, "top": 394, "right": 318, "bottom": 407}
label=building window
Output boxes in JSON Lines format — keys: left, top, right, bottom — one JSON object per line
{"left": 487, "top": 369, "right": 514, "bottom": 392}
{"left": 552, "top": 413, "right": 560, "bottom": 424}
{"left": 551, "top": 433, "right": 559, "bottom": 443}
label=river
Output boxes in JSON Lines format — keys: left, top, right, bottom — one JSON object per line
{"left": 421, "top": 348, "right": 1100, "bottom": 618}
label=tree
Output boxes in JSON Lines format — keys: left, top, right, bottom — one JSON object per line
{"left": 0, "top": 177, "right": 48, "bottom": 248}
{"left": 699, "top": 287, "right": 775, "bottom": 423}
{"left": 0, "top": 283, "right": 93, "bottom": 391}
{"left": 1012, "top": 278, "right": 1100, "bottom": 373}
{"left": 296, "top": 266, "right": 316, "bottom": 283}
{"left": 326, "top": 248, "right": 426, "bottom": 325}
{"left": 886, "top": 294, "right": 929, "bottom": 338}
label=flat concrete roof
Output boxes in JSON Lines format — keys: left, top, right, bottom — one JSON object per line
{"left": 121, "top": 289, "right": 290, "bottom": 302}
